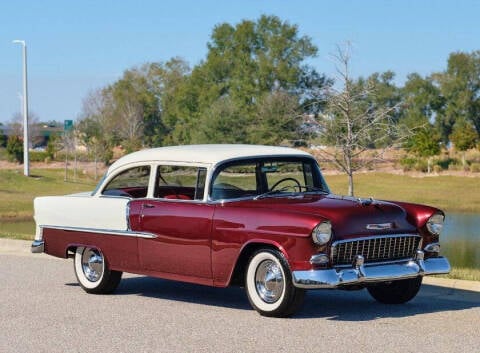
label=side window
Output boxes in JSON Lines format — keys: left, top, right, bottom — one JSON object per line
{"left": 211, "top": 163, "right": 258, "bottom": 200}
{"left": 155, "top": 165, "right": 206, "bottom": 201}
{"left": 102, "top": 166, "right": 150, "bottom": 198}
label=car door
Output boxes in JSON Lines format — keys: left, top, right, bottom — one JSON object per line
{"left": 136, "top": 165, "right": 215, "bottom": 283}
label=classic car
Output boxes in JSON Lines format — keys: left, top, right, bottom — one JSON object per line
{"left": 31, "top": 144, "right": 450, "bottom": 317}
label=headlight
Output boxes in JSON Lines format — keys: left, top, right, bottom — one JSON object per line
{"left": 426, "top": 213, "right": 444, "bottom": 235}
{"left": 312, "top": 221, "right": 332, "bottom": 245}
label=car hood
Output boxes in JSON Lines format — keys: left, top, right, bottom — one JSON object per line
{"left": 232, "top": 194, "right": 417, "bottom": 240}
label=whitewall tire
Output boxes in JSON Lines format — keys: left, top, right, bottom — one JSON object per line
{"left": 245, "top": 249, "right": 305, "bottom": 317}
{"left": 74, "top": 247, "right": 122, "bottom": 294}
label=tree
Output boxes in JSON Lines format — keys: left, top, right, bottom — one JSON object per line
{"left": 77, "top": 89, "right": 114, "bottom": 167}
{"left": 0, "top": 123, "right": 6, "bottom": 147}
{"left": 434, "top": 51, "right": 480, "bottom": 143}
{"left": 405, "top": 125, "right": 441, "bottom": 173}
{"left": 6, "top": 135, "right": 23, "bottom": 163}
{"left": 450, "top": 118, "right": 478, "bottom": 167}
{"left": 184, "top": 15, "right": 328, "bottom": 144}
{"left": 317, "top": 43, "right": 408, "bottom": 196}
{"left": 400, "top": 73, "right": 445, "bottom": 159}
{"left": 248, "top": 90, "right": 301, "bottom": 145}
{"left": 143, "top": 58, "right": 191, "bottom": 145}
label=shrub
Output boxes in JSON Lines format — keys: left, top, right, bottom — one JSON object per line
{"left": 470, "top": 163, "right": 480, "bottom": 173}
{"left": 400, "top": 157, "right": 417, "bottom": 171}
{"left": 414, "top": 159, "right": 428, "bottom": 173}
{"left": 29, "top": 151, "right": 49, "bottom": 162}
{"left": 6, "top": 136, "right": 23, "bottom": 163}
{"left": 432, "top": 164, "right": 442, "bottom": 173}
{"left": 448, "top": 162, "right": 462, "bottom": 171}
{"left": 436, "top": 158, "right": 458, "bottom": 170}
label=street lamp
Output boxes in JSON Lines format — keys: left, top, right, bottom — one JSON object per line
{"left": 12, "top": 39, "right": 30, "bottom": 177}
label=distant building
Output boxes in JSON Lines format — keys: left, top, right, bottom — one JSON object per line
{"left": 0, "top": 122, "right": 64, "bottom": 148}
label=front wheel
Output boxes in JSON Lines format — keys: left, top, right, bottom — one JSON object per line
{"left": 245, "top": 249, "right": 305, "bottom": 317}
{"left": 367, "top": 277, "right": 422, "bottom": 304}
{"left": 74, "top": 246, "right": 122, "bottom": 294}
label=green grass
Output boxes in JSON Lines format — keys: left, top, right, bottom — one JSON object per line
{"left": 0, "top": 169, "right": 97, "bottom": 239}
{"left": 324, "top": 173, "right": 480, "bottom": 213}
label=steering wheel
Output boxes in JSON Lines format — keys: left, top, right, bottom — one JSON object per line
{"left": 270, "top": 177, "right": 301, "bottom": 191}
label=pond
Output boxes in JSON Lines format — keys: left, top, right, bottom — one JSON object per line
{"left": 441, "top": 213, "right": 480, "bottom": 269}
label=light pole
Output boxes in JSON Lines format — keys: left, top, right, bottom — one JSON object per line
{"left": 13, "top": 39, "right": 30, "bottom": 177}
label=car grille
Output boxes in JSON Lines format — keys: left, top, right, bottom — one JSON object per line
{"left": 331, "top": 234, "right": 421, "bottom": 267}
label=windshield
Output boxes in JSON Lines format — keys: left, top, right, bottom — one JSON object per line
{"left": 210, "top": 157, "right": 329, "bottom": 201}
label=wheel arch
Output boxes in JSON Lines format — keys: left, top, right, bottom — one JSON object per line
{"left": 66, "top": 243, "right": 108, "bottom": 262}
{"left": 228, "top": 241, "right": 289, "bottom": 286}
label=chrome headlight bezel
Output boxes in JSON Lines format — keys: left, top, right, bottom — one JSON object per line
{"left": 312, "top": 221, "right": 332, "bottom": 245}
{"left": 426, "top": 212, "right": 444, "bottom": 236}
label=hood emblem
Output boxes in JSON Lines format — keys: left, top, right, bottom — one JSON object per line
{"left": 366, "top": 222, "right": 394, "bottom": 230}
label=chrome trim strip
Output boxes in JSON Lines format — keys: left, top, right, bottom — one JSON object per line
{"left": 39, "top": 225, "right": 157, "bottom": 239}
{"left": 31, "top": 240, "right": 45, "bottom": 253}
{"left": 292, "top": 255, "right": 451, "bottom": 289}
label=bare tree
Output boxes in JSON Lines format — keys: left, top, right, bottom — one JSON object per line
{"left": 115, "top": 96, "right": 144, "bottom": 152}
{"left": 9, "top": 111, "right": 40, "bottom": 148}
{"left": 77, "top": 89, "right": 114, "bottom": 172}
{"left": 317, "top": 43, "right": 410, "bottom": 196}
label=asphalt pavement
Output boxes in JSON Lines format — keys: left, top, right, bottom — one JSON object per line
{"left": 1, "top": 239, "right": 479, "bottom": 353}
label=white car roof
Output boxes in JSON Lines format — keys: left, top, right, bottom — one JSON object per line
{"left": 107, "top": 144, "right": 312, "bottom": 173}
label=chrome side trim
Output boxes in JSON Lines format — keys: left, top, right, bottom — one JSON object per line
{"left": 292, "top": 255, "right": 451, "bottom": 289}
{"left": 31, "top": 240, "right": 45, "bottom": 253}
{"left": 39, "top": 225, "right": 157, "bottom": 239}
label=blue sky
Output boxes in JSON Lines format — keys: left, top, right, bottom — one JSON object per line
{"left": 1, "top": 0, "right": 479, "bottom": 124}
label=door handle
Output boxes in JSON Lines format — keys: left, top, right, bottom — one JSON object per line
{"left": 143, "top": 203, "right": 155, "bottom": 209}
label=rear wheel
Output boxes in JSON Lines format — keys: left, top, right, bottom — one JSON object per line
{"left": 367, "top": 277, "right": 422, "bottom": 304}
{"left": 74, "top": 246, "right": 122, "bottom": 294}
{"left": 245, "top": 249, "right": 305, "bottom": 317}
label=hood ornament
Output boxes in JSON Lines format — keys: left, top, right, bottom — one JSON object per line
{"left": 357, "top": 197, "right": 375, "bottom": 206}
{"left": 366, "top": 222, "right": 394, "bottom": 230}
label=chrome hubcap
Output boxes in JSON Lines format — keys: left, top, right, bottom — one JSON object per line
{"left": 255, "top": 259, "right": 284, "bottom": 303}
{"left": 81, "top": 249, "right": 104, "bottom": 282}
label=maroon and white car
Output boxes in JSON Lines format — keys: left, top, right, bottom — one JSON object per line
{"left": 32, "top": 144, "right": 450, "bottom": 317}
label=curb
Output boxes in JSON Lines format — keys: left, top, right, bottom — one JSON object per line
{"left": 1, "top": 238, "right": 479, "bottom": 292}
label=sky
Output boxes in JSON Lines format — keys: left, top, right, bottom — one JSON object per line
{"left": 1, "top": 0, "right": 479, "bottom": 124}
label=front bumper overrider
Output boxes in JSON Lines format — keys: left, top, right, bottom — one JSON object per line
{"left": 31, "top": 240, "right": 44, "bottom": 253}
{"left": 292, "top": 255, "right": 451, "bottom": 289}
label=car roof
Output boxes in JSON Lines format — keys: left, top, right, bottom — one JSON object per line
{"left": 107, "top": 144, "right": 312, "bottom": 173}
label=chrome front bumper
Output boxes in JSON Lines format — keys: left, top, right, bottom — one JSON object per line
{"left": 31, "top": 240, "right": 44, "bottom": 253}
{"left": 292, "top": 256, "right": 451, "bottom": 289}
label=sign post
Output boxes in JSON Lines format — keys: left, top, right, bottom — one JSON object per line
{"left": 64, "top": 120, "right": 73, "bottom": 181}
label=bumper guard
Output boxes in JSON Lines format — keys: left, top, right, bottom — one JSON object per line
{"left": 31, "top": 240, "right": 45, "bottom": 253}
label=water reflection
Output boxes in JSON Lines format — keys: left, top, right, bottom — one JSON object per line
{"left": 442, "top": 213, "right": 480, "bottom": 269}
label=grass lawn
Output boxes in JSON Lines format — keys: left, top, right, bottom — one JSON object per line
{"left": 0, "top": 168, "right": 97, "bottom": 239}
{"left": 324, "top": 173, "right": 480, "bottom": 214}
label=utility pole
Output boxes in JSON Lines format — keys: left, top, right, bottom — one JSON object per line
{"left": 13, "top": 40, "right": 30, "bottom": 177}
